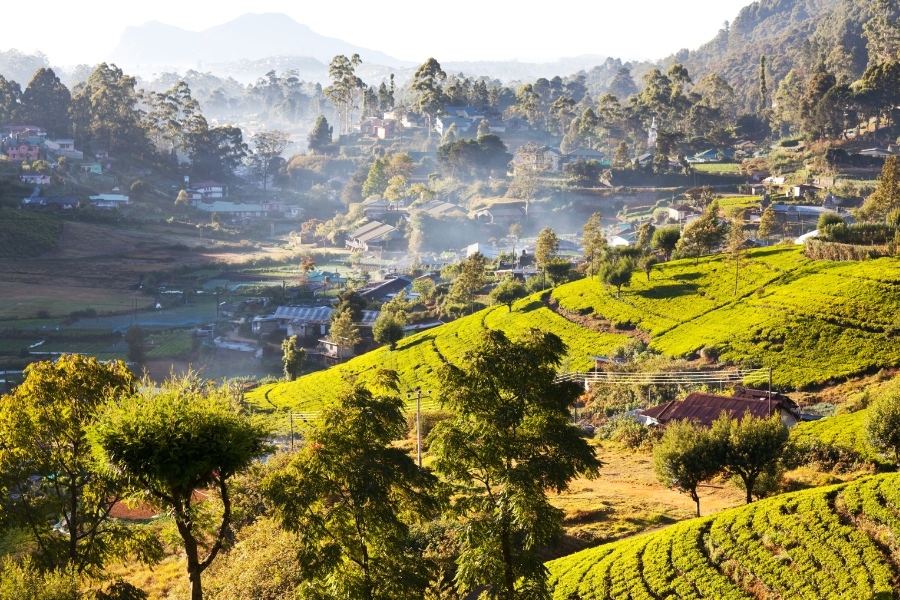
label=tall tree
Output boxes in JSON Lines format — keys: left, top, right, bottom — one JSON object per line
{"left": 22, "top": 68, "right": 71, "bottom": 137}
{"left": 307, "top": 115, "right": 333, "bottom": 155}
{"left": 281, "top": 335, "right": 306, "bottom": 381}
{"left": 249, "top": 130, "right": 289, "bottom": 190}
{"left": 324, "top": 54, "right": 364, "bottom": 136}
{"left": 264, "top": 371, "right": 438, "bottom": 600}
{"left": 411, "top": 58, "right": 447, "bottom": 136}
{"left": 863, "top": 0, "right": 900, "bottom": 66}
{"left": 866, "top": 383, "right": 900, "bottom": 464}
{"left": 757, "top": 207, "right": 778, "bottom": 242}
{"left": 582, "top": 212, "right": 607, "bottom": 277}
{"left": 535, "top": 227, "right": 560, "bottom": 289}
{"left": 863, "top": 155, "right": 900, "bottom": 219}
{"left": 758, "top": 56, "right": 768, "bottom": 113}
{"left": 329, "top": 308, "right": 361, "bottom": 360}
{"left": 0, "top": 76, "right": 23, "bottom": 126}
{"left": 0, "top": 355, "right": 158, "bottom": 575}
{"left": 449, "top": 252, "right": 488, "bottom": 314}
{"left": 89, "top": 374, "right": 270, "bottom": 600}
{"left": 70, "top": 63, "right": 149, "bottom": 156}
{"left": 429, "top": 329, "right": 600, "bottom": 600}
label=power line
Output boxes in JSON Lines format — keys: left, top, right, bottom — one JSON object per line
{"left": 556, "top": 368, "right": 771, "bottom": 386}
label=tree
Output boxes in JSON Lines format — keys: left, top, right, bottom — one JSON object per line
{"left": 187, "top": 124, "right": 248, "bottom": 182}
{"left": 89, "top": 374, "right": 270, "bottom": 600}
{"left": 324, "top": 54, "right": 364, "bottom": 136}
{"left": 608, "top": 68, "right": 638, "bottom": 99}
{"left": 307, "top": 115, "right": 333, "bottom": 155}
{"left": 675, "top": 203, "right": 724, "bottom": 263}
{"left": 758, "top": 207, "right": 778, "bottom": 241}
{"left": 535, "top": 227, "right": 560, "bottom": 289}
{"left": 22, "top": 68, "right": 71, "bottom": 137}
{"left": 440, "top": 122, "right": 459, "bottom": 145}
{"left": 429, "top": 329, "right": 600, "bottom": 599}
{"left": 70, "top": 63, "right": 149, "bottom": 156}
{"left": 863, "top": 0, "right": 900, "bottom": 66}
{"left": 638, "top": 254, "right": 658, "bottom": 281}
{"left": 264, "top": 371, "right": 437, "bottom": 600}
{"left": 712, "top": 412, "right": 789, "bottom": 504}
{"left": 601, "top": 258, "right": 634, "bottom": 299}
{"left": 449, "top": 252, "right": 488, "bottom": 314}
{"left": 0, "top": 355, "right": 157, "bottom": 575}
{"left": 477, "top": 117, "right": 491, "bottom": 136}
{"left": 509, "top": 222, "right": 523, "bottom": 240}
{"left": 412, "top": 58, "right": 447, "bottom": 136}
{"left": 490, "top": 277, "right": 526, "bottom": 311}
{"left": 175, "top": 190, "right": 190, "bottom": 209}
{"left": 582, "top": 212, "right": 607, "bottom": 277}
{"left": 727, "top": 219, "right": 748, "bottom": 296}
{"left": 636, "top": 222, "right": 656, "bottom": 250}
{"left": 123, "top": 324, "right": 146, "bottom": 364}
{"left": 866, "top": 384, "right": 900, "bottom": 464}
{"left": 383, "top": 175, "right": 409, "bottom": 204}
{"left": 612, "top": 141, "right": 629, "bottom": 167}
{"left": 0, "top": 76, "right": 23, "bottom": 126}
{"left": 281, "top": 335, "right": 306, "bottom": 381}
{"left": 334, "top": 289, "right": 367, "bottom": 323}
{"left": 863, "top": 155, "right": 900, "bottom": 220}
{"left": 249, "top": 130, "right": 289, "bottom": 191}
{"left": 373, "top": 314, "right": 406, "bottom": 350}
{"left": 361, "top": 157, "right": 390, "bottom": 198}
{"left": 650, "top": 225, "right": 681, "bottom": 260}
{"left": 329, "top": 308, "right": 361, "bottom": 359}
{"left": 654, "top": 420, "right": 724, "bottom": 516}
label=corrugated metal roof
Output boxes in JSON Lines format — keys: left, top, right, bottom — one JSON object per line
{"left": 640, "top": 392, "right": 792, "bottom": 427}
{"left": 356, "top": 223, "right": 397, "bottom": 243}
{"left": 274, "top": 306, "right": 333, "bottom": 321}
{"left": 348, "top": 220, "right": 381, "bottom": 238}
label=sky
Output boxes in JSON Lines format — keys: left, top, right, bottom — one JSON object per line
{"left": 5, "top": 0, "right": 753, "bottom": 66}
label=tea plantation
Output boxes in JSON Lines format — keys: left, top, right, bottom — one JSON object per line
{"left": 252, "top": 247, "right": 900, "bottom": 412}
{"left": 0, "top": 207, "right": 62, "bottom": 258}
{"left": 547, "top": 472, "right": 900, "bottom": 599}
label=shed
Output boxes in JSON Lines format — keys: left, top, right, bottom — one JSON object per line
{"left": 638, "top": 391, "right": 800, "bottom": 428}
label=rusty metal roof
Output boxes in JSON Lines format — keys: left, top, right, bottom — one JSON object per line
{"left": 639, "top": 392, "right": 794, "bottom": 427}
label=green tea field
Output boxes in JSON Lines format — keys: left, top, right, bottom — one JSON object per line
{"left": 547, "top": 472, "right": 900, "bottom": 599}
{"left": 252, "top": 247, "right": 900, "bottom": 412}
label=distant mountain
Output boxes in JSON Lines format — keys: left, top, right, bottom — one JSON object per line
{"left": 108, "top": 13, "right": 414, "bottom": 70}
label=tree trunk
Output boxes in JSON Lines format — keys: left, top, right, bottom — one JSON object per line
{"left": 500, "top": 516, "right": 515, "bottom": 600}
{"left": 744, "top": 475, "right": 755, "bottom": 504}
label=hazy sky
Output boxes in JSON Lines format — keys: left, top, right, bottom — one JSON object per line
{"left": 6, "top": 0, "right": 752, "bottom": 66}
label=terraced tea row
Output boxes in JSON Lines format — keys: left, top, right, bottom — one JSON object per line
{"left": 547, "top": 473, "right": 900, "bottom": 599}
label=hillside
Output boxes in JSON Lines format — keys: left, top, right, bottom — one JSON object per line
{"left": 676, "top": 0, "right": 871, "bottom": 110}
{"left": 249, "top": 247, "right": 900, "bottom": 413}
{"left": 547, "top": 471, "right": 900, "bottom": 599}
{"left": 0, "top": 208, "right": 62, "bottom": 258}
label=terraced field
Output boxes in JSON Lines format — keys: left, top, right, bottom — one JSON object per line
{"left": 547, "top": 472, "right": 900, "bottom": 599}
{"left": 246, "top": 295, "right": 631, "bottom": 413}
{"left": 253, "top": 247, "right": 900, "bottom": 411}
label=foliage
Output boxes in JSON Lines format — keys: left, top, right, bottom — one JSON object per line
{"left": 89, "top": 374, "right": 270, "bottom": 600}
{"left": 865, "top": 381, "right": 900, "bottom": 464}
{"left": 263, "top": 371, "right": 438, "bottom": 600}
{"left": 281, "top": 335, "right": 306, "bottom": 381}
{"left": 711, "top": 412, "right": 789, "bottom": 504}
{"left": 329, "top": 308, "right": 361, "bottom": 358}
{"left": 650, "top": 226, "right": 680, "bottom": 261}
{"left": 490, "top": 277, "right": 526, "bottom": 311}
{"left": 653, "top": 420, "right": 723, "bottom": 516}
{"left": 430, "top": 329, "right": 600, "bottom": 600}
{"left": 549, "top": 473, "right": 900, "bottom": 600}
{"left": 0, "top": 208, "right": 62, "bottom": 258}
{"left": 0, "top": 557, "right": 78, "bottom": 600}
{"left": 0, "top": 355, "right": 154, "bottom": 575}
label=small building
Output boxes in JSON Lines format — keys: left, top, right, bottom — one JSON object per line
{"left": 274, "top": 305, "right": 335, "bottom": 338}
{"left": 250, "top": 315, "right": 280, "bottom": 335}
{"left": 20, "top": 174, "right": 50, "bottom": 185}
{"left": 770, "top": 203, "right": 838, "bottom": 224}
{"left": 44, "top": 139, "right": 83, "bottom": 159}
{"left": 345, "top": 220, "right": 401, "bottom": 252}
{"left": 79, "top": 163, "right": 102, "bottom": 174}
{"left": 639, "top": 391, "right": 801, "bottom": 428}
{"left": 789, "top": 184, "right": 821, "bottom": 198}
{"left": 668, "top": 205, "right": 693, "bottom": 221}
{"left": 465, "top": 243, "right": 499, "bottom": 259}
{"left": 413, "top": 200, "right": 461, "bottom": 217}
{"left": 563, "top": 148, "right": 605, "bottom": 163}
{"left": 858, "top": 147, "right": 894, "bottom": 157}
{"left": 435, "top": 116, "right": 474, "bottom": 136}
{"left": 474, "top": 207, "right": 523, "bottom": 225}
{"left": 187, "top": 180, "right": 227, "bottom": 200}
{"left": 358, "top": 276, "right": 412, "bottom": 301}
{"left": 5, "top": 142, "right": 40, "bottom": 162}
{"left": 195, "top": 201, "right": 266, "bottom": 218}
{"left": 89, "top": 194, "right": 130, "bottom": 206}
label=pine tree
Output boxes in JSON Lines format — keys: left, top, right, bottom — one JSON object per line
{"left": 307, "top": 115, "right": 333, "bottom": 155}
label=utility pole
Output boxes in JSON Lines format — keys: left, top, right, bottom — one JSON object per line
{"left": 768, "top": 367, "right": 773, "bottom": 416}
{"left": 409, "top": 388, "right": 431, "bottom": 468}
{"left": 290, "top": 413, "right": 294, "bottom": 451}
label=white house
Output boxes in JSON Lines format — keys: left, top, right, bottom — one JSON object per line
{"left": 44, "top": 139, "right": 83, "bottom": 159}
{"left": 187, "top": 180, "right": 227, "bottom": 200}
{"left": 89, "top": 194, "right": 130, "bottom": 206}
{"left": 196, "top": 201, "right": 266, "bottom": 218}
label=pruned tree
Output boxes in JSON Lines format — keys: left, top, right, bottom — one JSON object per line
{"left": 281, "top": 335, "right": 306, "bottom": 381}
{"left": 490, "top": 277, "right": 526, "bottom": 312}
{"left": 712, "top": 412, "right": 789, "bottom": 504}
{"left": 654, "top": 419, "right": 724, "bottom": 516}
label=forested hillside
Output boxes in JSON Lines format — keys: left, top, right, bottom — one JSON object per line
{"left": 547, "top": 472, "right": 900, "bottom": 599}
{"left": 250, "top": 247, "right": 900, "bottom": 413}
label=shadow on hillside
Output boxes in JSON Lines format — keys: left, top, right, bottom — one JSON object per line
{"left": 515, "top": 300, "right": 544, "bottom": 313}
{"left": 671, "top": 272, "right": 704, "bottom": 281}
{"left": 635, "top": 283, "right": 697, "bottom": 300}
{"left": 397, "top": 334, "right": 437, "bottom": 352}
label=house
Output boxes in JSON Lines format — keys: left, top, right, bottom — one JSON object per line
{"left": 859, "top": 148, "right": 895, "bottom": 157}
{"left": 5, "top": 141, "right": 40, "bottom": 162}
{"left": 358, "top": 118, "right": 396, "bottom": 138}
{"left": 634, "top": 152, "right": 654, "bottom": 167}
{"left": 639, "top": 390, "right": 801, "bottom": 428}
{"left": 22, "top": 196, "right": 78, "bottom": 209}
{"left": 443, "top": 106, "right": 485, "bottom": 119}
{"left": 44, "top": 139, "right": 83, "bottom": 159}
{"left": 482, "top": 118, "right": 506, "bottom": 133}
{"left": 362, "top": 197, "right": 396, "bottom": 219}
{"left": 608, "top": 233, "right": 637, "bottom": 247}
{"left": 789, "top": 184, "right": 821, "bottom": 198}
{"left": 770, "top": 203, "right": 840, "bottom": 224}
{"left": 474, "top": 207, "right": 523, "bottom": 225}
{"left": 212, "top": 338, "right": 260, "bottom": 358}
{"left": 358, "top": 276, "right": 411, "bottom": 301}
{"left": 435, "top": 116, "right": 474, "bottom": 136}
{"left": 195, "top": 201, "right": 266, "bottom": 218}
{"left": 564, "top": 148, "right": 605, "bottom": 163}
{"left": 187, "top": 180, "right": 226, "bottom": 199}
{"left": 89, "top": 194, "right": 130, "bottom": 206}
{"left": 266, "top": 305, "right": 334, "bottom": 337}
{"left": 502, "top": 117, "right": 530, "bottom": 132}
{"left": 1, "top": 125, "right": 46, "bottom": 138}
{"left": 668, "top": 205, "right": 693, "bottom": 221}
{"left": 687, "top": 148, "right": 735, "bottom": 163}
{"left": 79, "top": 163, "right": 102, "bottom": 174}
{"left": 762, "top": 176, "right": 786, "bottom": 186}
{"left": 413, "top": 200, "right": 461, "bottom": 217}
{"left": 250, "top": 315, "right": 280, "bottom": 335}
{"left": 20, "top": 174, "right": 50, "bottom": 185}
{"left": 345, "top": 220, "right": 401, "bottom": 251}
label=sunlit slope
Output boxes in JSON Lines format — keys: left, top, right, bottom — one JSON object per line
{"left": 555, "top": 247, "right": 900, "bottom": 387}
{"left": 246, "top": 295, "right": 630, "bottom": 413}
{"left": 547, "top": 472, "right": 900, "bottom": 599}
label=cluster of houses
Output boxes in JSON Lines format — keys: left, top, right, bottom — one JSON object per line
{"left": 354, "top": 105, "right": 528, "bottom": 142}
{"left": 1, "top": 124, "right": 104, "bottom": 168}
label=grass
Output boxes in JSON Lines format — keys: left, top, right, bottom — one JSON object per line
{"left": 0, "top": 208, "right": 62, "bottom": 258}
{"left": 692, "top": 163, "right": 742, "bottom": 174}
{"left": 547, "top": 472, "right": 900, "bottom": 599}
{"left": 0, "top": 281, "right": 145, "bottom": 320}
{"left": 716, "top": 195, "right": 761, "bottom": 210}
{"left": 246, "top": 294, "right": 631, "bottom": 415}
